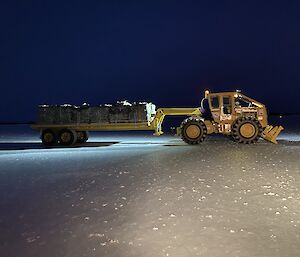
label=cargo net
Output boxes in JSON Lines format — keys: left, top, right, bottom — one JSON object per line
{"left": 37, "top": 101, "right": 156, "bottom": 124}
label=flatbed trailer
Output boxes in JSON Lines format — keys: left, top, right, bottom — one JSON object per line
{"left": 32, "top": 108, "right": 201, "bottom": 146}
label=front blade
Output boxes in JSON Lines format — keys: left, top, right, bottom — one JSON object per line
{"left": 261, "top": 125, "right": 284, "bottom": 144}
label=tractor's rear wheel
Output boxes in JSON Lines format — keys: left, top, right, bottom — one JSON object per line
{"left": 76, "top": 131, "right": 89, "bottom": 143}
{"left": 41, "top": 129, "right": 58, "bottom": 146}
{"left": 232, "top": 116, "right": 262, "bottom": 144}
{"left": 180, "top": 117, "right": 207, "bottom": 145}
{"left": 58, "top": 129, "right": 77, "bottom": 146}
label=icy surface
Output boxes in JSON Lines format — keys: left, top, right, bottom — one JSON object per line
{"left": 0, "top": 130, "right": 300, "bottom": 257}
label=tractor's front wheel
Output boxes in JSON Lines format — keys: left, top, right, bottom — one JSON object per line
{"left": 180, "top": 117, "right": 207, "bottom": 145}
{"left": 232, "top": 116, "right": 262, "bottom": 144}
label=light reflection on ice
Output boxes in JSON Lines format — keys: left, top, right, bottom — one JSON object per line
{"left": 0, "top": 127, "right": 299, "bottom": 257}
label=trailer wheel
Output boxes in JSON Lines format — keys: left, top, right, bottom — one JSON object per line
{"left": 232, "top": 116, "right": 262, "bottom": 144}
{"left": 58, "top": 129, "right": 77, "bottom": 146}
{"left": 180, "top": 117, "right": 207, "bottom": 145}
{"left": 76, "top": 131, "right": 89, "bottom": 143}
{"left": 41, "top": 129, "right": 58, "bottom": 146}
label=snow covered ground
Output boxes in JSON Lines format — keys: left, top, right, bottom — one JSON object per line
{"left": 0, "top": 126, "right": 300, "bottom": 257}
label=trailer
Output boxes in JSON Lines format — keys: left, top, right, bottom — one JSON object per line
{"left": 32, "top": 91, "right": 283, "bottom": 146}
{"left": 32, "top": 101, "right": 200, "bottom": 146}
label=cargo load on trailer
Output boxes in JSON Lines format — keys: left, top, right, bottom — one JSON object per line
{"left": 37, "top": 101, "right": 156, "bottom": 124}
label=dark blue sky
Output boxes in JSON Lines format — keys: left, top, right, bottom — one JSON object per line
{"left": 1, "top": 1, "right": 300, "bottom": 122}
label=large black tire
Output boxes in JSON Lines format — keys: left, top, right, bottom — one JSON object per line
{"left": 232, "top": 116, "right": 263, "bottom": 144}
{"left": 76, "top": 131, "right": 89, "bottom": 143}
{"left": 180, "top": 117, "right": 207, "bottom": 145}
{"left": 41, "top": 129, "right": 58, "bottom": 146}
{"left": 58, "top": 129, "right": 77, "bottom": 146}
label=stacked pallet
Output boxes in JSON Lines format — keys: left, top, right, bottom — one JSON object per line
{"left": 37, "top": 101, "right": 156, "bottom": 124}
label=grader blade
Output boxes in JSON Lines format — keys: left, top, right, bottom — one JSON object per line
{"left": 261, "top": 125, "right": 284, "bottom": 144}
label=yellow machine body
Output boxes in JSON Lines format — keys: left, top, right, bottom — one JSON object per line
{"left": 201, "top": 91, "right": 283, "bottom": 143}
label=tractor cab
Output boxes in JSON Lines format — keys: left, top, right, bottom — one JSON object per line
{"left": 201, "top": 91, "right": 268, "bottom": 128}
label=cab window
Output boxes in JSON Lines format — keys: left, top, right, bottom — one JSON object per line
{"left": 211, "top": 96, "right": 219, "bottom": 108}
{"left": 223, "top": 96, "right": 230, "bottom": 105}
{"left": 235, "top": 97, "right": 251, "bottom": 107}
{"left": 223, "top": 96, "right": 232, "bottom": 114}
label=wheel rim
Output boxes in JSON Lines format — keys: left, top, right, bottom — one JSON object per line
{"left": 186, "top": 124, "right": 201, "bottom": 139}
{"left": 240, "top": 123, "right": 256, "bottom": 138}
{"left": 44, "top": 133, "right": 54, "bottom": 143}
{"left": 61, "top": 132, "right": 71, "bottom": 143}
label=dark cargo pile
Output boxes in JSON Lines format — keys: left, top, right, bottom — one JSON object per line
{"left": 37, "top": 101, "right": 156, "bottom": 124}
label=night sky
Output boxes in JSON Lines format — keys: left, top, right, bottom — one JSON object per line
{"left": 1, "top": 1, "right": 300, "bottom": 122}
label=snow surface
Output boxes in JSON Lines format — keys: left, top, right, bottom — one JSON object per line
{"left": 0, "top": 128, "right": 300, "bottom": 257}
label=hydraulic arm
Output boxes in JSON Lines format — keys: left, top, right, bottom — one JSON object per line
{"left": 150, "top": 108, "right": 201, "bottom": 135}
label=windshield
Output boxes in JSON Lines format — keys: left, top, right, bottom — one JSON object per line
{"left": 235, "top": 96, "right": 253, "bottom": 107}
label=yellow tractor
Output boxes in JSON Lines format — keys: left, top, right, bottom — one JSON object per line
{"left": 177, "top": 90, "right": 283, "bottom": 144}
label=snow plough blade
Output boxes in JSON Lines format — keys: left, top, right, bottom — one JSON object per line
{"left": 261, "top": 125, "right": 284, "bottom": 144}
